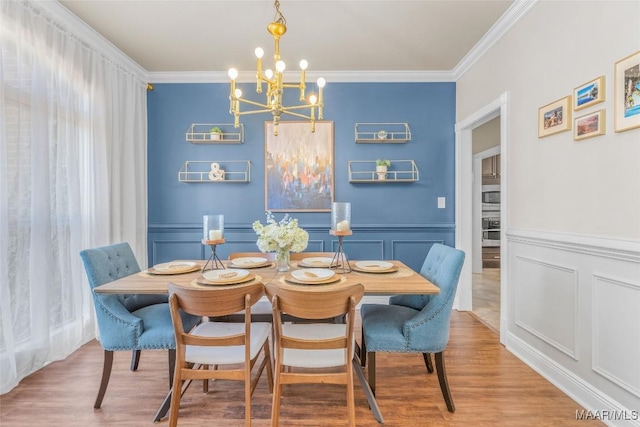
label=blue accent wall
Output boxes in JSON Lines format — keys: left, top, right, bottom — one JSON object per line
{"left": 147, "top": 82, "right": 456, "bottom": 271}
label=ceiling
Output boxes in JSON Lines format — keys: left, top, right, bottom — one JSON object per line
{"left": 58, "top": 0, "right": 514, "bottom": 77}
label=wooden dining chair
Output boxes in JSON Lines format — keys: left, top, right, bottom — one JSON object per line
{"left": 167, "top": 282, "right": 273, "bottom": 427}
{"left": 289, "top": 251, "right": 339, "bottom": 260}
{"left": 360, "top": 243, "right": 465, "bottom": 413}
{"left": 229, "top": 252, "right": 276, "bottom": 261}
{"left": 265, "top": 283, "right": 365, "bottom": 427}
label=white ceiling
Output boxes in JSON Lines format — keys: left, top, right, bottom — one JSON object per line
{"left": 58, "top": 0, "right": 514, "bottom": 77}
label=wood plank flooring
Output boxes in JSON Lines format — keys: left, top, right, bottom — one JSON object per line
{"left": 0, "top": 311, "right": 603, "bottom": 426}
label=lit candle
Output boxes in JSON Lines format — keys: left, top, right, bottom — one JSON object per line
{"left": 336, "top": 220, "right": 350, "bottom": 232}
{"left": 208, "top": 229, "right": 222, "bottom": 240}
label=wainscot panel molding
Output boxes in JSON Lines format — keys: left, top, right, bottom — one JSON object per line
{"left": 148, "top": 223, "right": 455, "bottom": 269}
{"left": 507, "top": 228, "right": 640, "bottom": 424}
{"left": 513, "top": 255, "right": 579, "bottom": 360}
{"left": 592, "top": 274, "right": 640, "bottom": 399}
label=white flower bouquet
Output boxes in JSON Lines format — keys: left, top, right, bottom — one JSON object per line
{"left": 252, "top": 212, "right": 309, "bottom": 254}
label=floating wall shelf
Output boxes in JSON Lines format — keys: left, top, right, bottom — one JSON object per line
{"left": 354, "top": 123, "right": 411, "bottom": 143}
{"left": 178, "top": 160, "right": 251, "bottom": 183}
{"left": 348, "top": 160, "right": 419, "bottom": 183}
{"left": 185, "top": 124, "right": 244, "bottom": 144}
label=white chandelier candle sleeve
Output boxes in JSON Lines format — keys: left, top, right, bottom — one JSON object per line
{"left": 227, "top": 0, "right": 325, "bottom": 136}
{"left": 332, "top": 202, "right": 351, "bottom": 232}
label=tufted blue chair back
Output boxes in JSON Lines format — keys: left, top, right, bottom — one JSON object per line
{"left": 80, "top": 242, "right": 175, "bottom": 350}
{"left": 362, "top": 243, "right": 465, "bottom": 353}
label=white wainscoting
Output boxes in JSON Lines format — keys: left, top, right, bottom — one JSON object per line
{"left": 506, "top": 229, "right": 640, "bottom": 426}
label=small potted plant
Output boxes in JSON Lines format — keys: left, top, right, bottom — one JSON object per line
{"left": 376, "top": 159, "right": 390, "bottom": 180}
{"left": 209, "top": 126, "right": 223, "bottom": 141}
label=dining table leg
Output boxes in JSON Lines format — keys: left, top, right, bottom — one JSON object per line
{"left": 352, "top": 358, "right": 384, "bottom": 424}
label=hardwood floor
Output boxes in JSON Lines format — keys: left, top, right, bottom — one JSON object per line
{"left": 0, "top": 311, "right": 603, "bottom": 426}
{"left": 472, "top": 268, "right": 500, "bottom": 332}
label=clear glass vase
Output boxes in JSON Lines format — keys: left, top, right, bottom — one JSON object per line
{"left": 276, "top": 249, "right": 291, "bottom": 272}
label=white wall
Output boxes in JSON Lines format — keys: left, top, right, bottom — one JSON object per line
{"left": 458, "top": 0, "right": 640, "bottom": 239}
{"left": 472, "top": 116, "right": 500, "bottom": 154}
{"left": 457, "top": 1, "right": 640, "bottom": 425}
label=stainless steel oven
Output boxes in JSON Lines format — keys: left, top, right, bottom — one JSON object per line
{"left": 482, "top": 217, "right": 500, "bottom": 247}
{"left": 482, "top": 185, "right": 500, "bottom": 212}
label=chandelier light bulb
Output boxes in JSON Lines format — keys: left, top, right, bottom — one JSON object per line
{"left": 265, "top": 69, "right": 274, "bottom": 79}
{"left": 255, "top": 47, "right": 264, "bottom": 59}
{"left": 317, "top": 77, "right": 326, "bottom": 88}
{"left": 309, "top": 94, "right": 317, "bottom": 105}
{"left": 228, "top": 68, "right": 238, "bottom": 80}
{"left": 235, "top": 88, "right": 242, "bottom": 98}
{"left": 299, "top": 59, "right": 308, "bottom": 70}
{"left": 275, "top": 60, "right": 286, "bottom": 73}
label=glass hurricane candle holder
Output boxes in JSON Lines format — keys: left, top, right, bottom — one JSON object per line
{"left": 332, "top": 202, "right": 351, "bottom": 232}
{"left": 203, "top": 214, "right": 224, "bottom": 240}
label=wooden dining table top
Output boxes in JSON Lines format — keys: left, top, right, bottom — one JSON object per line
{"left": 92, "top": 259, "right": 439, "bottom": 296}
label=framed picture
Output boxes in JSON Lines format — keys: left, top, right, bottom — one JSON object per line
{"left": 265, "top": 121, "right": 334, "bottom": 212}
{"left": 614, "top": 50, "right": 640, "bottom": 132}
{"left": 573, "top": 76, "right": 605, "bottom": 111}
{"left": 538, "top": 96, "right": 572, "bottom": 138}
{"left": 574, "top": 109, "right": 605, "bottom": 141}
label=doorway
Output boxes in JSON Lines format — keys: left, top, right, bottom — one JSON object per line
{"left": 472, "top": 143, "right": 501, "bottom": 333}
{"left": 455, "top": 92, "right": 508, "bottom": 345}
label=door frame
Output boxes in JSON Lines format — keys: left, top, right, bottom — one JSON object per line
{"left": 455, "top": 92, "right": 509, "bottom": 345}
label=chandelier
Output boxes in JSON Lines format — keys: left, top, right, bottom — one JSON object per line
{"left": 227, "top": 0, "right": 325, "bottom": 136}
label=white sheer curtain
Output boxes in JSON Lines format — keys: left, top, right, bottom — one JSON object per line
{"left": 0, "top": 0, "right": 148, "bottom": 394}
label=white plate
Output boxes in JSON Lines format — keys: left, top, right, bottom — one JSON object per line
{"left": 203, "top": 268, "right": 250, "bottom": 282}
{"left": 355, "top": 261, "right": 394, "bottom": 271}
{"left": 229, "top": 257, "right": 268, "bottom": 267}
{"left": 291, "top": 268, "right": 335, "bottom": 282}
{"left": 153, "top": 261, "right": 197, "bottom": 272}
{"left": 299, "top": 257, "right": 336, "bottom": 268}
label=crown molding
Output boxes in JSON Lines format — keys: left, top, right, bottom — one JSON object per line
{"left": 453, "top": 0, "right": 538, "bottom": 80}
{"left": 148, "top": 70, "right": 455, "bottom": 84}
{"left": 38, "top": 0, "right": 147, "bottom": 82}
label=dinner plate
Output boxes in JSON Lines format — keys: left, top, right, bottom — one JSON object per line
{"left": 228, "top": 257, "right": 269, "bottom": 268}
{"left": 298, "top": 257, "right": 337, "bottom": 268}
{"left": 284, "top": 273, "right": 342, "bottom": 286}
{"left": 149, "top": 261, "right": 198, "bottom": 275}
{"left": 355, "top": 261, "right": 394, "bottom": 272}
{"left": 290, "top": 268, "right": 335, "bottom": 283}
{"left": 202, "top": 268, "right": 250, "bottom": 283}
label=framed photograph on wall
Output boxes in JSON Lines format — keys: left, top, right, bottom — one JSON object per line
{"left": 574, "top": 109, "right": 605, "bottom": 141}
{"left": 614, "top": 50, "right": 640, "bottom": 132}
{"left": 265, "top": 121, "right": 334, "bottom": 212}
{"left": 538, "top": 96, "right": 572, "bottom": 138}
{"left": 573, "top": 76, "right": 605, "bottom": 111}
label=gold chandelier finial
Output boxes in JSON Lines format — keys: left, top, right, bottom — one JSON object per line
{"left": 227, "top": 0, "right": 325, "bottom": 136}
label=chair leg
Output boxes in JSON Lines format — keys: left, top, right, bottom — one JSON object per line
{"left": 422, "top": 352, "right": 434, "bottom": 373}
{"left": 94, "top": 350, "right": 114, "bottom": 409}
{"left": 168, "top": 349, "right": 176, "bottom": 389}
{"left": 367, "top": 352, "right": 376, "bottom": 395}
{"left": 435, "top": 351, "right": 455, "bottom": 413}
{"left": 360, "top": 332, "right": 367, "bottom": 367}
{"left": 130, "top": 350, "right": 141, "bottom": 371}
{"left": 271, "top": 363, "right": 283, "bottom": 426}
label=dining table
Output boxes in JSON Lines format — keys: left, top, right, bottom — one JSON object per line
{"left": 93, "top": 258, "right": 440, "bottom": 424}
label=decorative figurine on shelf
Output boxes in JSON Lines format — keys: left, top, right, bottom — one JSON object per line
{"left": 208, "top": 162, "right": 225, "bottom": 181}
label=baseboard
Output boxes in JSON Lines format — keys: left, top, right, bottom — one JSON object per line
{"left": 507, "top": 332, "right": 640, "bottom": 427}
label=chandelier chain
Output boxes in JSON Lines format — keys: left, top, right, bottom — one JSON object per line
{"left": 273, "top": 0, "right": 286, "bottom": 25}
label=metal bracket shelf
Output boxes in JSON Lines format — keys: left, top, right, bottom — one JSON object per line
{"left": 348, "top": 160, "right": 419, "bottom": 183}
{"left": 178, "top": 160, "right": 251, "bottom": 183}
{"left": 355, "top": 123, "right": 411, "bottom": 143}
{"left": 185, "top": 124, "right": 244, "bottom": 144}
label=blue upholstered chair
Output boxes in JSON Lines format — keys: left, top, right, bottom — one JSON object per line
{"left": 80, "top": 242, "right": 201, "bottom": 408}
{"left": 360, "top": 243, "right": 465, "bottom": 413}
